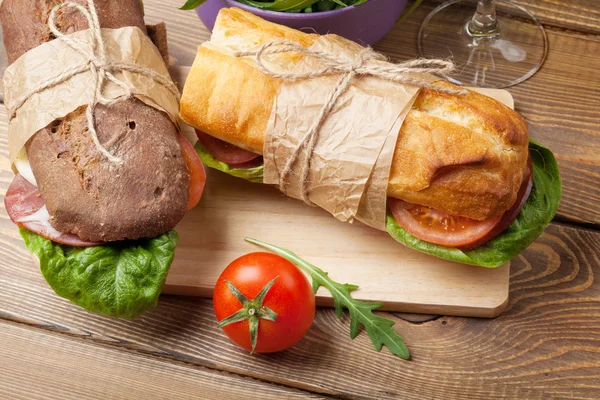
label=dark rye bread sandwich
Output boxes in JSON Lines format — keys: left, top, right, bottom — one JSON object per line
{"left": 2, "top": 0, "right": 190, "bottom": 242}
{"left": 1, "top": 0, "right": 206, "bottom": 318}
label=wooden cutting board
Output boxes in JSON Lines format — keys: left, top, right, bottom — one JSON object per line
{"left": 163, "top": 168, "right": 510, "bottom": 317}
{"left": 162, "top": 67, "right": 512, "bottom": 318}
{"left": 1, "top": 66, "right": 513, "bottom": 318}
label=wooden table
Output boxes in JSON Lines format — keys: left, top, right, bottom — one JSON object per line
{"left": 1, "top": 0, "right": 599, "bottom": 398}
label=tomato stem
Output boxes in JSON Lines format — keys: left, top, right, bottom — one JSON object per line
{"left": 217, "top": 277, "right": 280, "bottom": 353}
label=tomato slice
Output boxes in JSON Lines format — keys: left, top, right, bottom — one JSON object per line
{"left": 196, "top": 129, "right": 261, "bottom": 166}
{"left": 228, "top": 156, "right": 265, "bottom": 170}
{"left": 177, "top": 133, "right": 206, "bottom": 210}
{"left": 389, "top": 198, "right": 502, "bottom": 248}
{"left": 458, "top": 158, "right": 533, "bottom": 251}
{"left": 389, "top": 157, "right": 534, "bottom": 249}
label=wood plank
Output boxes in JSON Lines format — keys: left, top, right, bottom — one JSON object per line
{"left": 1, "top": 221, "right": 599, "bottom": 399}
{"left": 2, "top": 0, "right": 596, "bottom": 67}
{"left": 0, "top": 322, "right": 325, "bottom": 400}
{"left": 425, "top": 0, "right": 600, "bottom": 34}
{"left": 512, "top": 0, "right": 600, "bottom": 33}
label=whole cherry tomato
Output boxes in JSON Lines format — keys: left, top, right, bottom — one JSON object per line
{"left": 213, "top": 252, "right": 315, "bottom": 353}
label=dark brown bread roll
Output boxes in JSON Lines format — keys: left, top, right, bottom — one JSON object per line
{"left": 0, "top": 0, "right": 189, "bottom": 242}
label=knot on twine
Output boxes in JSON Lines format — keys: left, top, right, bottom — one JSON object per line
{"left": 236, "top": 40, "right": 467, "bottom": 205}
{"left": 7, "top": 0, "right": 180, "bottom": 164}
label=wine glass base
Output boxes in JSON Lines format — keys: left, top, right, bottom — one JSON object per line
{"left": 418, "top": 0, "right": 548, "bottom": 88}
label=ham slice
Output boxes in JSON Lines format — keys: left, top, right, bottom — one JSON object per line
{"left": 195, "top": 129, "right": 262, "bottom": 167}
{"left": 5, "top": 174, "right": 102, "bottom": 247}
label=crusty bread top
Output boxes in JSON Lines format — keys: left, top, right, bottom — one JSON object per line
{"left": 180, "top": 8, "right": 529, "bottom": 220}
{"left": 0, "top": 0, "right": 148, "bottom": 64}
{"left": 389, "top": 81, "right": 529, "bottom": 220}
{"left": 180, "top": 8, "right": 317, "bottom": 155}
{"left": 210, "top": 6, "right": 317, "bottom": 54}
{"left": 27, "top": 100, "right": 189, "bottom": 242}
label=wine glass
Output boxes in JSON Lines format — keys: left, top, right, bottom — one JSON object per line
{"left": 418, "top": 0, "right": 548, "bottom": 88}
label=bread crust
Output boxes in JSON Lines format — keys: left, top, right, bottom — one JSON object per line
{"left": 180, "top": 8, "right": 529, "bottom": 220}
{"left": 1, "top": 0, "right": 189, "bottom": 241}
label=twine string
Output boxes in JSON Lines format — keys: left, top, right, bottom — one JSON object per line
{"left": 7, "top": 0, "right": 180, "bottom": 164}
{"left": 236, "top": 40, "right": 467, "bottom": 205}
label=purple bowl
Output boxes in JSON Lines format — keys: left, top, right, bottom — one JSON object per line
{"left": 196, "top": 0, "right": 407, "bottom": 46}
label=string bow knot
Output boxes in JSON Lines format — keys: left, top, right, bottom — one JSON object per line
{"left": 236, "top": 40, "right": 467, "bottom": 205}
{"left": 7, "top": 0, "right": 180, "bottom": 164}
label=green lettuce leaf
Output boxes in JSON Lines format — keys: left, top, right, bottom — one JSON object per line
{"left": 195, "top": 142, "right": 264, "bottom": 183}
{"left": 386, "top": 140, "right": 562, "bottom": 267}
{"left": 179, "top": 0, "right": 208, "bottom": 10}
{"left": 21, "top": 229, "right": 179, "bottom": 318}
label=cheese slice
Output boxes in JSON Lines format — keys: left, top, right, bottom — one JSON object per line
{"left": 14, "top": 147, "right": 37, "bottom": 187}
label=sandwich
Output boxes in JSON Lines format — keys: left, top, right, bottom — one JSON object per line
{"left": 180, "top": 8, "right": 561, "bottom": 268}
{"left": 1, "top": 0, "right": 206, "bottom": 317}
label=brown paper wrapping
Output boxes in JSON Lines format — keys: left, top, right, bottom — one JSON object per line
{"left": 264, "top": 35, "right": 425, "bottom": 231}
{"left": 3, "top": 26, "right": 180, "bottom": 167}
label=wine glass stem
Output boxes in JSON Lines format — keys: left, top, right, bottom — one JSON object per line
{"left": 468, "top": 0, "right": 499, "bottom": 37}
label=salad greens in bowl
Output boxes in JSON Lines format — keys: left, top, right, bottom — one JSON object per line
{"left": 182, "top": 0, "right": 370, "bottom": 13}
{"left": 181, "top": 0, "right": 408, "bottom": 45}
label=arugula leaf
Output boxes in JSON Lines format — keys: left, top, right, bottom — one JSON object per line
{"left": 179, "top": 0, "right": 208, "bottom": 10}
{"left": 245, "top": 238, "right": 410, "bottom": 359}
{"left": 386, "top": 140, "right": 562, "bottom": 267}
{"left": 195, "top": 142, "right": 264, "bottom": 183}
{"left": 396, "top": 0, "right": 424, "bottom": 24}
{"left": 21, "top": 228, "right": 179, "bottom": 319}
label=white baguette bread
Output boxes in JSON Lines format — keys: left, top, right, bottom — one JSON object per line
{"left": 181, "top": 8, "right": 529, "bottom": 221}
